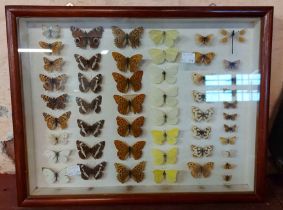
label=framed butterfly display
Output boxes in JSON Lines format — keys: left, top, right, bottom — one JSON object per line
{"left": 7, "top": 6, "right": 272, "bottom": 205}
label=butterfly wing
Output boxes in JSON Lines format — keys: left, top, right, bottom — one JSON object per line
{"left": 148, "top": 49, "right": 165, "bottom": 64}
{"left": 131, "top": 161, "right": 146, "bottom": 183}
{"left": 113, "top": 95, "right": 130, "bottom": 115}
{"left": 164, "top": 30, "right": 179, "bottom": 47}
{"left": 164, "top": 64, "right": 178, "bottom": 84}
{"left": 112, "top": 72, "right": 129, "bottom": 93}
{"left": 131, "top": 141, "right": 146, "bottom": 160}
{"left": 43, "top": 57, "right": 63, "bottom": 72}
{"left": 191, "top": 145, "right": 204, "bottom": 158}
{"left": 128, "top": 27, "right": 144, "bottom": 48}
{"left": 166, "top": 147, "right": 178, "bottom": 164}
{"left": 74, "top": 54, "right": 89, "bottom": 71}
{"left": 57, "top": 111, "right": 71, "bottom": 129}
{"left": 111, "top": 26, "right": 127, "bottom": 48}
{"left": 114, "top": 163, "right": 130, "bottom": 183}
{"left": 91, "top": 141, "right": 105, "bottom": 159}
{"left": 114, "top": 140, "right": 129, "bottom": 160}
{"left": 116, "top": 116, "right": 130, "bottom": 137}
{"left": 43, "top": 94, "right": 67, "bottom": 110}
{"left": 76, "top": 97, "right": 92, "bottom": 114}
{"left": 153, "top": 170, "right": 164, "bottom": 184}
{"left": 202, "top": 162, "right": 214, "bottom": 178}
{"left": 195, "top": 34, "right": 213, "bottom": 46}
{"left": 76, "top": 140, "right": 91, "bottom": 159}
{"left": 129, "top": 54, "right": 143, "bottom": 72}
{"left": 57, "top": 150, "right": 72, "bottom": 163}
{"left": 203, "top": 52, "right": 215, "bottom": 65}
{"left": 192, "top": 90, "right": 206, "bottom": 103}
{"left": 131, "top": 116, "right": 145, "bottom": 137}
{"left": 165, "top": 86, "right": 178, "bottom": 107}
{"left": 87, "top": 26, "right": 104, "bottom": 48}
{"left": 166, "top": 108, "right": 179, "bottom": 125}
{"left": 42, "top": 167, "right": 57, "bottom": 184}
{"left": 131, "top": 94, "right": 145, "bottom": 114}
{"left": 166, "top": 128, "right": 179, "bottom": 145}
{"left": 92, "top": 161, "right": 107, "bottom": 179}
{"left": 187, "top": 162, "right": 202, "bottom": 178}
{"left": 44, "top": 150, "right": 58, "bottom": 163}
{"left": 152, "top": 109, "right": 166, "bottom": 126}
{"left": 50, "top": 41, "right": 63, "bottom": 54}
{"left": 166, "top": 170, "right": 178, "bottom": 183}
{"left": 39, "top": 74, "right": 53, "bottom": 91}
{"left": 70, "top": 26, "right": 88, "bottom": 48}
{"left": 192, "top": 73, "right": 205, "bottom": 85}
{"left": 77, "top": 164, "right": 92, "bottom": 180}
{"left": 151, "top": 130, "right": 165, "bottom": 145}
{"left": 150, "top": 87, "right": 165, "bottom": 107}
{"left": 77, "top": 119, "right": 92, "bottom": 137}
{"left": 149, "top": 65, "right": 164, "bottom": 84}
{"left": 43, "top": 113, "right": 57, "bottom": 130}
{"left": 89, "top": 53, "right": 102, "bottom": 70}
{"left": 112, "top": 52, "right": 128, "bottom": 72}
{"left": 151, "top": 149, "right": 165, "bottom": 165}
{"left": 164, "top": 47, "right": 179, "bottom": 62}
{"left": 192, "top": 126, "right": 211, "bottom": 139}
{"left": 42, "top": 25, "right": 60, "bottom": 38}
{"left": 149, "top": 30, "right": 164, "bottom": 45}
{"left": 220, "top": 29, "right": 230, "bottom": 43}
{"left": 129, "top": 70, "right": 143, "bottom": 92}
{"left": 90, "top": 74, "right": 103, "bottom": 93}
{"left": 203, "top": 145, "right": 214, "bottom": 157}
{"left": 78, "top": 73, "right": 90, "bottom": 92}
{"left": 91, "top": 120, "right": 105, "bottom": 137}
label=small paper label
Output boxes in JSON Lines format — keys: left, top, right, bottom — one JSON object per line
{"left": 66, "top": 165, "right": 81, "bottom": 176}
{"left": 181, "top": 52, "right": 195, "bottom": 63}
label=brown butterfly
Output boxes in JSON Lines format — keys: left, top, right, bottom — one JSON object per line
{"left": 187, "top": 162, "right": 214, "bottom": 178}
{"left": 112, "top": 71, "right": 143, "bottom": 93}
{"left": 114, "top": 140, "right": 146, "bottom": 160}
{"left": 224, "top": 124, "right": 237, "bottom": 132}
{"left": 223, "top": 163, "right": 233, "bottom": 170}
{"left": 74, "top": 53, "right": 101, "bottom": 71}
{"left": 220, "top": 136, "right": 237, "bottom": 145}
{"left": 38, "top": 41, "right": 63, "bottom": 54}
{"left": 113, "top": 94, "right": 145, "bottom": 115}
{"left": 70, "top": 26, "right": 104, "bottom": 48}
{"left": 223, "top": 113, "right": 238, "bottom": 120}
{"left": 41, "top": 94, "right": 68, "bottom": 110}
{"left": 112, "top": 52, "right": 143, "bottom": 72}
{"left": 192, "top": 73, "right": 205, "bottom": 85}
{"left": 220, "top": 29, "right": 246, "bottom": 43}
{"left": 195, "top": 34, "right": 214, "bottom": 46}
{"left": 77, "top": 119, "right": 104, "bottom": 137}
{"left": 42, "top": 111, "right": 71, "bottom": 130}
{"left": 223, "top": 175, "right": 232, "bottom": 181}
{"left": 76, "top": 140, "right": 105, "bottom": 159}
{"left": 111, "top": 26, "right": 144, "bottom": 48}
{"left": 78, "top": 161, "right": 107, "bottom": 180}
{"left": 39, "top": 74, "right": 67, "bottom": 91}
{"left": 194, "top": 52, "right": 215, "bottom": 65}
{"left": 114, "top": 161, "right": 146, "bottom": 183}
{"left": 116, "top": 116, "right": 144, "bottom": 137}
{"left": 76, "top": 95, "right": 102, "bottom": 114}
{"left": 78, "top": 73, "right": 102, "bottom": 93}
{"left": 43, "top": 57, "right": 64, "bottom": 72}
{"left": 223, "top": 101, "right": 237, "bottom": 109}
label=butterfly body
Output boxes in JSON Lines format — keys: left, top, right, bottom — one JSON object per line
{"left": 187, "top": 162, "right": 214, "bottom": 178}
{"left": 153, "top": 170, "right": 178, "bottom": 184}
{"left": 114, "top": 161, "right": 146, "bottom": 183}
{"left": 112, "top": 71, "right": 143, "bottom": 93}
{"left": 114, "top": 140, "right": 145, "bottom": 160}
{"left": 78, "top": 73, "right": 102, "bottom": 93}
{"left": 77, "top": 119, "right": 104, "bottom": 137}
{"left": 116, "top": 116, "right": 144, "bottom": 137}
{"left": 78, "top": 161, "right": 107, "bottom": 180}
{"left": 191, "top": 145, "right": 213, "bottom": 158}
{"left": 39, "top": 74, "right": 67, "bottom": 91}
{"left": 43, "top": 111, "right": 71, "bottom": 130}
{"left": 41, "top": 94, "right": 68, "bottom": 110}
{"left": 76, "top": 96, "right": 102, "bottom": 114}
{"left": 39, "top": 41, "right": 63, "bottom": 54}
{"left": 43, "top": 57, "right": 64, "bottom": 72}
{"left": 151, "top": 128, "right": 179, "bottom": 145}
{"left": 76, "top": 140, "right": 105, "bottom": 159}
{"left": 111, "top": 26, "right": 144, "bottom": 48}
{"left": 71, "top": 26, "right": 104, "bottom": 48}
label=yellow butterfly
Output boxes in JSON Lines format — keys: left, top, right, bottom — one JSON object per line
{"left": 151, "top": 147, "right": 178, "bottom": 165}
{"left": 153, "top": 170, "right": 178, "bottom": 184}
{"left": 151, "top": 128, "right": 179, "bottom": 145}
{"left": 148, "top": 48, "right": 179, "bottom": 64}
{"left": 149, "top": 30, "right": 179, "bottom": 47}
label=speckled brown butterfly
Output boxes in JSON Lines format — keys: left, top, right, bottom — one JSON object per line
{"left": 39, "top": 74, "right": 67, "bottom": 91}
{"left": 113, "top": 94, "right": 145, "bottom": 115}
{"left": 114, "top": 161, "right": 146, "bottom": 183}
{"left": 76, "top": 140, "right": 105, "bottom": 159}
{"left": 111, "top": 26, "right": 144, "bottom": 48}
{"left": 112, "top": 52, "right": 143, "bottom": 72}
{"left": 38, "top": 41, "right": 63, "bottom": 54}
{"left": 43, "top": 57, "right": 64, "bottom": 72}
{"left": 224, "top": 124, "right": 237, "bottom": 132}
{"left": 192, "top": 90, "right": 206, "bottom": 103}
{"left": 192, "top": 126, "right": 211, "bottom": 139}
{"left": 220, "top": 136, "right": 237, "bottom": 145}
{"left": 112, "top": 71, "right": 143, "bottom": 93}
{"left": 223, "top": 113, "right": 238, "bottom": 120}
{"left": 76, "top": 95, "right": 102, "bottom": 114}
{"left": 41, "top": 94, "right": 68, "bottom": 110}
{"left": 187, "top": 162, "right": 214, "bottom": 178}
{"left": 195, "top": 34, "right": 214, "bottom": 46}
{"left": 223, "top": 101, "right": 237, "bottom": 109}
{"left": 114, "top": 140, "right": 146, "bottom": 160}
{"left": 74, "top": 53, "right": 101, "bottom": 71}
{"left": 78, "top": 73, "right": 102, "bottom": 93}
{"left": 70, "top": 26, "right": 104, "bottom": 48}
{"left": 42, "top": 111, "right": 71, "bottom": 130}
{"left": 78, "top": 161, "right": 107, "bottom": 180}
{"left": 77, "top": 119, "right": 104, "bottom": 137}
{"left": 194, "top": 52, "right": 215, "bottom": 65}
{"left": 116, "top": 116, "right": 144, "bottom": 137}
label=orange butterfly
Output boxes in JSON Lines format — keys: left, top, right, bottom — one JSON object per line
{"left": 38, "top": 41, "right": 63, "bottom": 54}
{"left": 112, "top": 52, "right": 143, "bottom": 72}
{"left": 114, "top": 140, "right": 146, "bottom": 160}
{"left": 112, "top": 71, "right": 143, "bottom": 93}
{"left": 113, "top": 94, "right": 145, "bottom": 115}
{"left": 42, "top": 111, "right": 71, "bottom": 130}
{"left": 116, "top": 116, "right": 144, "bottom": 137}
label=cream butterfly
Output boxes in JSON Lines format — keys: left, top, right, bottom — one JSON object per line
{"left": 191, "top": 106, "right": 214, "bottom": 122}
{"left": 150, "top": 86, "right": 178, "bottom": 107}
{"left": 148, "top": 48, "right": 179, "bottom": 64}
{"left": 153, "top": 170, "right": 178, "bottom": 184}
{"left": 149, "top": 30, "right": 179, "bottom": 47}
{"left": 151, "top": 147, "right": 178, "bottom": 165}
{"left": 48, "top": 132, "right": 68, "bottom": 145}
{"left": 191, "top": 145, "right": 213, "bottom": 158}
{"left": 44, "top": 149, "right": 72, "bottom": 163}
{"left": 42, "top": 167, "right": 70, "bottom": 184}
{"left": 151, "top": 128, "right": 179, "bottom": 145}
{"left": 152, "top": 108, "right": 179, "bottom": 126}
{"left": 149, "top": 64, "right": 178, "bottom": 84}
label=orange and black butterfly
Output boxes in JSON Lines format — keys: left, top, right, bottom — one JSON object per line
{"left": 111, "top": 26, "right": 144, "bottom": 48}
{"left": 77, "top": 119, "right": 104, "bottom": 137}
{"left": 39, "top": 74, "right": 67, "bottom": 91}
{"left": 223, "top": 113, "right": 238, "bottom": 120}
{"left": 38, "top": 41, "right": 63, "bottom": 54}
{"left": 112, "top": 71, "right": 143, "bottom": 93}
{"left": 112, "top": 52, "right": 143, "bottom": 72}
{"left": 195, "top": 34, "right": 214, "bottom": 46}
{"left": 41, "top": 94, "right": 68, "bottom": 110}
{"left": 78, "top": 162, "right": 107, "bottom": 180}
{"left": 223, "top": 101, "right": 237, "bottom": 109}
{"left": 114, "top": 161, "right": 146, "bottom": 183}
{"left": 74, "top": 53, "right": 101, "bottom": 71}
{"left": 43, "top": 57, "right": 64, "bottom": 72}
{"left": 114, "top": 140, "right": 146, "bottom": 160}
{"left": 76, "top": 95, "right": 102, "bottom": 114}
{"left": 76, "top": 140, "right": 105, "bottom": 159}
{"left": 194, "top": 52, "right": 215, "bottom": 65}
{"left": 113, "top": 94, "right": 145, "bottom": 115}
{"left": 42, "top": 111, "right": 71, "bottom": 130}
{"left": 224, "top": 124, "right": 237, "bottom": 132}
{"left": 116, "top": 116, "right": 144, "bottom": 137}
{"left": 78, "top": 73, "right": 102, "bottom": 93}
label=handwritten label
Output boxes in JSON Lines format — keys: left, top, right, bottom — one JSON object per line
{"left": 181, "top": 52, "right": 195, "bottom": 64}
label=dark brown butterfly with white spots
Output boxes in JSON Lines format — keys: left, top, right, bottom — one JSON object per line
{"left": 39, "top": 74, "right": 67, "bottom": 91}
{"left": 76, "top": 95, "right": 102, "bottom": 114}
{"left": 76, "top": 140, "right": 105, "bottom": 159}
{"left": 223, "top": 113, "right": 238, "bottom": 120}
{"left": 38, "top": 41, "right": 63, "bottom": 54}
{"left": 74, "top": 53, "right": 101, "bottom": 71}
{"left": 224, "top": 124, "right": 237, "bottom": 132}
{"left": 223, "top": 101, "right": 237, "bottom": 109}
{"left": 114, "top": 161, "right": 146, "bottom": 183}
{"left": 41, "top": 94, "right": 68, "bottom": 110}
{"left": 43, "top": 57, "right": 64, "bottom": 72}
{"left": 78, "top": 73, "right": 102, "bottom": 93}
{"left": 43, "top": 111, "right": 71, "bottom": 130}
{"left": 77, "top": 119, "right": 104, "bottom": 137}
{"left": 70, "top": 26, "right": 104, "bottom": 48}
{"left": 111, "top": 26, "right": 144, "bottom": 48}
{"left": 78, "top": 161, "right": 107, "bottom": 180}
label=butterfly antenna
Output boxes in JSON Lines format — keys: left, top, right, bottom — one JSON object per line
{"left": 231, "top": 30, "right": 235, "bottom": 54}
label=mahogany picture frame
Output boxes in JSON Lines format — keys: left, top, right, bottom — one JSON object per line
{"left": 5, "top": 6, "right": 273, "bottom": 207}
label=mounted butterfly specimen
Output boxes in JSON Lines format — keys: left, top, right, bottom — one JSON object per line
{"left": 192, "top": 90, "right": 206, "bottom": 103}
{"left": 151, "top": 128, "right": 179, "bottom": 145}
{"left": 223, "top": 59, "right": 240, "bottom": 70}
{"left": 39, "top": 74, "right": 67, "bottom": 91}
{"left": 192, "top": 73, "right": 205, "bottom": 85}
{"left": 224, "top": 124, "right": 237, "bottom": 132}
{"left": 43, "top": 111, "right": 71, "bottom": 130}
{"left": 76, "top": 95, "right": 102, "bottom": 114}
{"left": 149, "top": 30, "right": 179, "bottom": 47}
{"left": 152, "top": 108, "right": 179, "bottom": 126}
{"left": 43, "top": 57, "right": 64, "bottom": 72}
{"left": 195, "top": 34, "right": 214, "bottom": 46}
{"left": 150, "top": 87, "right": 178, "bottom": 107}
{"left": 44, "top": 149, "right": 72, "bottom": 163}
{"left": 114, "top": 140, "right": 146, "bottom": 160}
{"left": 187, "top": 162, "right": 214, "bottom": 178}
{"left": 220, "top": 29, "right": 246, "bottom": 54}
{"left": 76, "top": 140, "right": 105, "bottom": 159}
{"left": 220, "top": 136, "right": 237, "bottom": 145}
{"left": 152, "top": 147, "right": 178, "bottom": 165}
{"left": 42, "top": 25, "right": 60, "bottom": 38}
{"left": 192, "top": 126, "right": 211, "bottom": 139}
{"left": 192, "top": 106, "right": 214, "bottom": 122}
{"left": 153, "top": 170, "right": 178, "bottom": 184}
{"left": 111, "top": 26, "right": 144, "bottom": 48}
{"left": 78, "top": 161, "right": 107, "bottom": 180}
{"left": 112, "top": 52, "right": 143, "bottom": 72}
{"left": 112, "top": 71, "right": 143, "bottom": 93}
{"left": 38, "top": 41, "right": 63, "bottom": 54}
{"left": 223, "top": 175, "right": 232, "bottom": 182}
{"left": 74, "top": 53, "right": 101, "bottom": 71}
{"left": 77, "top": 119, "right": 104, "bottom": 137}
{"left": 42, "top": 167, "right": 70, "bottom": 184}
{"left": 222, "top": 150, "right": 237, "bottom": 158}
{"left": 148, "top": 48, "right": 179, "bottom": 65}
{"left": 223, "top": 162, "right": 234, "bottom": 170}
{"left": 78, "top": 73, "right": 103, "bottom": 93}
{"left": 113, "top": 94, "right": 145, "bottom": 115}
{"left": 48, "top": 132, "right": 68, "bottom": 145}
{"left": 70, "top": 26, "right": 104, "bottom": 48}
{"left": 149, "top": 64, "right": 178, "bottom": 84}
{"left": 191, "top": 145, "right": 213, "bottom": 158}
{"left": 223, "top": 101, "right": 237, "bottom": 109}
{"left": 194, "top": 52, "right": 215, "bottom": 65}
{"left": 114, "top": 161, "right": 146, "bottom": 183}
{"left": 41, "top": 94, "right": 68, "bottom": 110}
{"left": 116, "top": 116, "right": 144, "bottom": 137}
{"left": 223, "top": 113, "right": 238, "bottom": 120}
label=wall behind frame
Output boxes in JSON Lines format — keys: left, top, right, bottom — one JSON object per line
{"left": 0, "top": 0, "right": 281, "bottom": 174}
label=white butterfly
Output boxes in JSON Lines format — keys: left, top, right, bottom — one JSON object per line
{"left": 44, "top": 149, "right": 72, "bottom": 163}
{"left": 48, "top": 132, "right": 68, "bottom": 145}
{"left": 150, "top": 87, "right": 178, "bottom": 107}
{"left": 148, "top": 48, "right": 179, "bottom": 64}
{"left": 42, "top": 167, "right": 70, "bottom": 184}
{"left": 191, "top": 106, "right": 214, "bottom": 122}
{"left": 152, "top": 108, "right": 179, "bottom": 126}
{"left": 42, "top": 25, "right": 60, "bottom": 38}
{"left": 149, "top": 64, "right": 178, "bottom": 84}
